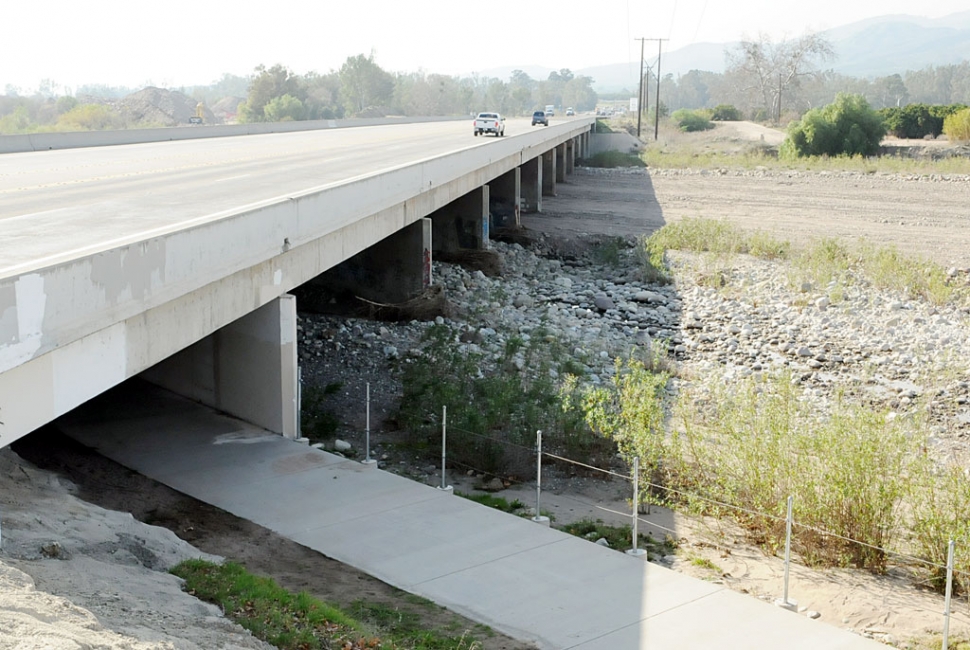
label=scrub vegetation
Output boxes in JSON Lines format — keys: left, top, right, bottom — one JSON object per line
{"left": 396, "top": 217, "right": 970, "bottom": 597}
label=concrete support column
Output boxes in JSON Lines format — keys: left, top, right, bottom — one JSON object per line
{"left": 431, "top": 186, "right": 490, "bottom": 252}
{"left": 520, "top": 156, "right": 542, "bottom": 213}
{"left": 488, "top": 167, "right": 521, "bottom": 228}
{"left": 143, "top": 294, "right": 298, "bottom": 438}
{"left": 566, "top": 140, "right": 576, "bottom": 174}
{"left": 541, "top": 149, "right": 557, "bottom": 197}
{"left": 556, "top": 143, "right": 567, "bottom": 183}
{"left": 307, "top": 217, "right": 432, "bottom": 305}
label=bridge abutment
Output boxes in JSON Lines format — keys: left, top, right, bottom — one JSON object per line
{"left": 142, "top": 294, "right": 299, "bottom": 438}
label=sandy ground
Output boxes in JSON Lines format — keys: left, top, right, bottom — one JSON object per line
{"left": 6, "top": 124, "right": 970, "bottom": 648}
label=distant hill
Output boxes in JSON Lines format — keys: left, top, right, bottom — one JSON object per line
{"left": 476, "top": 12, "right": 970, "bottom": 93}
{"left": 826, "top": 12, "right": 970, "bottom": 76}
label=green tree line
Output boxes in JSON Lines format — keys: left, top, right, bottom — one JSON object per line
{"left": 0, "top": 54, "right": 598, "bottom": 133}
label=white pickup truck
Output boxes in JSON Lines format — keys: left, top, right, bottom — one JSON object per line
{"left": 473, "top": 112, "right": 505, "bottom": 137}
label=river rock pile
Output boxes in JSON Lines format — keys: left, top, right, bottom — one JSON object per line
{"left": 298, "top": 238, "right": 970, "bottom": 458}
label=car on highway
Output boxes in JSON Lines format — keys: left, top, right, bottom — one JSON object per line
{"left": 531, "top": 110, "right": 549, "bottom": 126}
{"left": 474, "top": 112, "right": 505, "bottom": 137}
{"left": 565, "top": 108, "right": 575, "bottom": 116}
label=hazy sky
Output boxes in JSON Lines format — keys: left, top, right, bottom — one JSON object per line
{"left": 5, "top": 0, "right": 969, "bottom": 93}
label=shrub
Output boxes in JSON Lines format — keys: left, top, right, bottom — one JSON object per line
{"left": 671, "top": 109, "right": 714, "bottom": 133}
{"left": 944, "top": 107, "right": 970, "bottom": 142}
{"left": 667, "top": 374, "right": 925, "bottom": 570}
{"left": 781, "top": 93, "right": 885, "bottom": 158}
{"left": 909, "top": 462, "right": 970, "bottom": 594}
{"left": 881, "top": 103, "right": 968, "bottom": 139}
{"left": 711, "top": 104, "right": 742, "bottom": 121}
{"left": 396, "top": 323, "right": 593, "bottom": 477}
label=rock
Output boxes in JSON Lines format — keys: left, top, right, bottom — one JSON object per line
{"left": 806, "top": 611, "right": 821, "bottom": 619}
{"left": 334, "top": 439, "right": 352, "bottom": 452}
{"left": 593, "top": 294, "right": 615, "bottom": 311}
{"left": 595, "top": 538, "right": 611, "bottom": 547}
{"left": 481, "top": 477, "right": 505, "bottom": 492}
{"left": 513, "top": 294, "right": 535, "bottom": 308}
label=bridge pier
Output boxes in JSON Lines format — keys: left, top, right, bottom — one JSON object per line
{"left": 520, "top": 157, "right": 542, "bottom": 213}
{"left": 142, "top": 294, "right": 299, "bottom": 438}
{"left": 306, "top": 217, "right": 433, "bottom": 305}
{"left": 566, "top": 140, "right": 576, "bottom": 174}
{"left": 489, "top": 168, "right": 520, "bottom": 228}
{"left": 542, "top": 150, "right": 557, "bottom": 197}
{"left": 556, "top": 143, "right": 568, "bottom": 183}
{"left": 431, "top": 186, "right": 490, "bottom": 252}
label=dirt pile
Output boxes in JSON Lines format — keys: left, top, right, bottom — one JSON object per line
{"left": 120, "top": 87, "right": 217, "bottom": 126}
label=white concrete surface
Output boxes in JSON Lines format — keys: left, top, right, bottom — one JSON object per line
{"left": 59, "top": 382, "right": 885, "bottom": 650}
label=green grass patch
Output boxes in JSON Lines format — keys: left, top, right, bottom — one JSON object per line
{"left": 562, "top": 518, "right": 675, "bottom": 557}
{"left": 173, "top": 559, "right": 490, "bottom": 649}
{"left": 638, "top": 218, "right": 790, "bottom": 283}
{"left": 789, "top": 238, "right": 968, "bottom": 306}
{"left": 348, "top": 601, "right": 487, "bottom": 649}
{"left": 171, "top": 559, "right": 372, "bottom": 649}
{"left": 640, "top": 136, "right": 970, "bottom": 175}
{"left": 689, "top": 556, "right": 723, "bottom": 573}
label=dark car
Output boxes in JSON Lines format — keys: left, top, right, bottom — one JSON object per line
{"left": 531, "top": 110, "right": 549, "bottom": 126}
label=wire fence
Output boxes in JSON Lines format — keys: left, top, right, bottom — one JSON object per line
{"left": 301, "top": 379, "right": 970, "bottom": 646}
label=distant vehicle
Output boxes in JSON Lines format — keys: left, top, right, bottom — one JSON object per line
{"left": 544, "top": 104, "right": 555, "bottom": 117}
{"left": 474, "top": 112, "right": 506, "bottom": 137}
{"left": 531, "top": 110, "right": 549, "bottom": 126}
{"left": 565, "top": 107, "right": 575, "bottom": 116}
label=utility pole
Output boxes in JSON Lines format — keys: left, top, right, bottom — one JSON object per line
{"left": 650, "top": 38, "right": 669, "bottom": 140}
{"left": 635, "top": 38, "right": 646, "bottom": 139}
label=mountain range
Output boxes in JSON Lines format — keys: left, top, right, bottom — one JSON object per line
{"left": 481, "top": 11, "right": 970, "bottom": 93}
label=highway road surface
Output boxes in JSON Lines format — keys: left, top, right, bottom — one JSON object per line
{"left": 0, "top": 118, "right": 547, "bottom": 277}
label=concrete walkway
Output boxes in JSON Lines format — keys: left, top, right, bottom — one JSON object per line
{"left": 60, "top": 383, "right": 883, "bottom": 649}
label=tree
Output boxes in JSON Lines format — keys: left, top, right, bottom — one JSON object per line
{"left": 304, "top": 71, "right": 343, "bottom": 119}
{"left": 781, "top": 93, "right": 885, "bottom": 158}
{"left": 339, "top": 53, "right": 394, "bottom": 115}
{"left": 725, "top": 32, "right": 834, "bottom": 122}
{"left": 263, "top": 94, "right": 305, "bottom": 121}
{"left": 873, "top": 74, "right": 909, "bottom": 108}
{"left": 238, "top": 64, "right": 304, "bottom": 123}
{"left": 562, "top": 75, "right": 598, "bottom": 112}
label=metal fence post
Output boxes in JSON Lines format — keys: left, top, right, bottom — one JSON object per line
{"left": 438, "top": 405, "right": 452, "bottom": 492}
{"left": 362, "top": 382, "right": 376, "bottom": 465}
{"left": 626, "top": 457, "right": 646, "bottom": 556}
{"left": 296, "top": 366, "right": 303, "bottom": 439}
{"left": 532, "top": 431, "right": 549, "bottom": 525}
{"left": 774, "top": 496, "right": 797, "bottom": 611}
{"left": 943, "top": 539, "right": 955, "bottom": 650}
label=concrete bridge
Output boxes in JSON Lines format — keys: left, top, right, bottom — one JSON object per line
{"left": 0, "top": 117, "right": 594, "bottom": 448}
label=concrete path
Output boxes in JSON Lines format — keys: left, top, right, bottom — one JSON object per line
{"left": 59, "top": 383, "right": 883, "bottom": 649}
